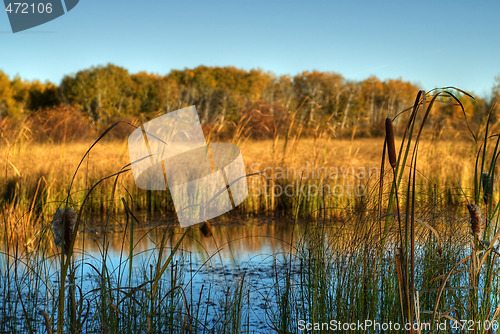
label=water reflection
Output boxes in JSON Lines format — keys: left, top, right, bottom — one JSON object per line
{"left": 77, "top": 215, "right": 302, "bottom": 267}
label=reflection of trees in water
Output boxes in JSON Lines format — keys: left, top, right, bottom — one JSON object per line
{"left": 78, "top": 217, "right": 302, "bottom": 261}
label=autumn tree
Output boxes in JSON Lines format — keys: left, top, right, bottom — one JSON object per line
{"left": 292, "top": 71, "right": 344, "bottom": 125}
{"left": 168, "top": 66, "right": 274, "bottom": 124}
{"left": 339, "top": 81, "right": 361, "bottom": 129}
{"left": 60, "top": 64, "right": 137, "bottom": 122}
{"left": 0, "top": 71, "right": 24, "bottom": 118}
{"left": 25, "top": 80, "right": 59, "bottom": 111}
{"left": 131, "top": 72, "right": 180, "bottom": 118}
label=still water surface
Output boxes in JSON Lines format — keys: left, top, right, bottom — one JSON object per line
{"left": 1, "top": 215, "right": 307, "bottom": 332}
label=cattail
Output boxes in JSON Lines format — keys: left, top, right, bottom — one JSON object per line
{"left": 200, "top": 221, "right": 213, "bottom": 237}
{"left": 51, "top": 207, "right": 77, "bottom": 254}
{"left": 385, "top": 118, "right": 397, "bottom": 168}
{"left": 467, "top": 203, "right": 483, "bottom": 238}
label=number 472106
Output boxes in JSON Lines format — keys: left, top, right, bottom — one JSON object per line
{"left": 5, "top": 2, "right": 53, "bottom": 14}
{"left": 451, "top": 320, "right": 499, "bottom": 331}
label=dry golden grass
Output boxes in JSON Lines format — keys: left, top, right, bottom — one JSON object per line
{"left": 240, "top": 137, "right": 475, "bottom": 183}
{"left": 0, "top": 136, "right": 477, "bottom": 198}
{"left": 2, "top": 140, "right": 129, "bottom": 180}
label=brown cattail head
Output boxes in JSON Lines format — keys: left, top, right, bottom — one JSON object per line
{"left": 385, "top": 118, "right": 397, "bottom": 168}
{"left": 200, "top": 221, "right": 213, "bottom": 238}
{"left": 467, "top": 203, "right": 483, "bottom": 238}
{"left": 51, "top": 207, "right": 78, "bottom": 255}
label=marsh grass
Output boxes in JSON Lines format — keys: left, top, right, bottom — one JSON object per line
{"left": 1, "top": 89, "right": 500, "bottom": 333}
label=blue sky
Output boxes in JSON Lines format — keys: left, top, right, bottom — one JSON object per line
{"left": 0, "top": 0, "right": 499, "bottom": 99}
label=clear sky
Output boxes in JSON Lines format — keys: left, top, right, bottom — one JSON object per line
{"left": 0, "top": 0, "right": 499, "bottom": 99}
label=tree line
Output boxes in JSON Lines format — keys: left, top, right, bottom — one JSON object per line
{"left": 0, "top": 64, "right": 497, "bottom": 141}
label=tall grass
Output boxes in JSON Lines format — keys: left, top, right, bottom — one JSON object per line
{"left": 1, "top": 89, "right": 500, "bottom": 333}
{"left": 267, "top": 88, "right": 500, "bottom": 333}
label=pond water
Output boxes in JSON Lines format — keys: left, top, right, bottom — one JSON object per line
{"left": 0, "top": 211, "right": 472, "bottom": 333}
{"left": 81, "top": 215, "right": 303, "bottom": 331}
{"left": 1, "top": 214, "right": 308, "bottom": 332}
